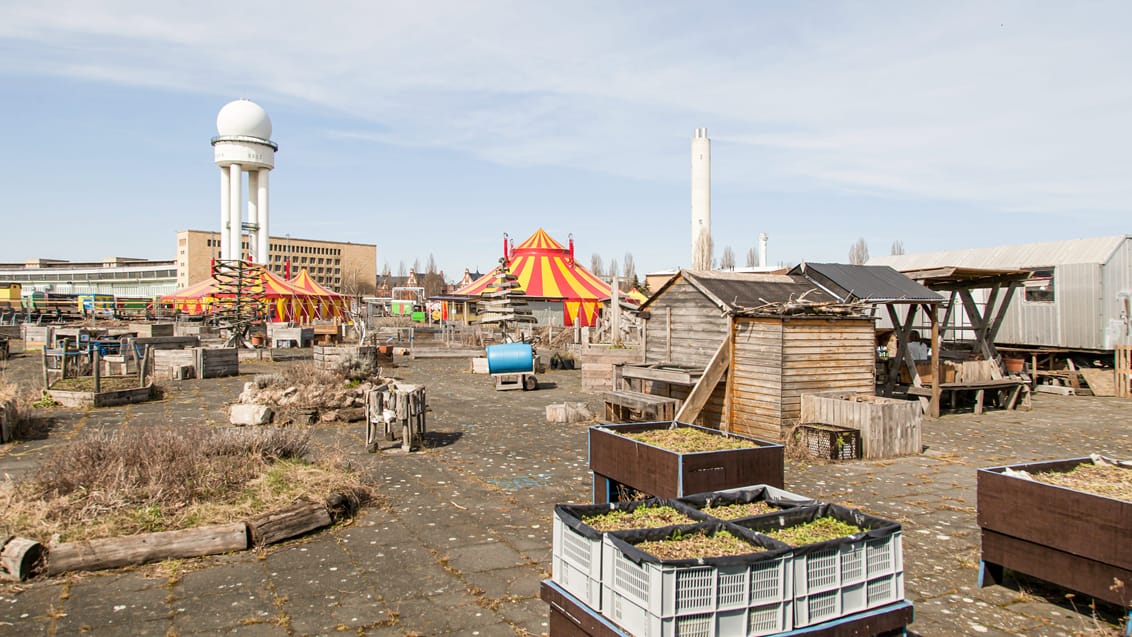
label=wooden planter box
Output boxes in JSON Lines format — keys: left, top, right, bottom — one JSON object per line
{"left": 48, "top": 383, "right": 155, "bottom": 408}
{"left": 589, "top": 421, "right": 784, "bottom": 503}
{"left": 977, "top": 458, "right": 1132, "bottom": 607}
{"left": 800, "top": 392, "right": 922, "bottom": 459}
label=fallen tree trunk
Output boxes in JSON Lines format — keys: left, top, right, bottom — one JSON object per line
{"left": 46, "top": 522, "right": 248, "bottom": 575}
{"left": 1, "top": 536, "right": 45, "bottom": 581}
{"left": 245, "top": 501, "right": 332, "bottom": 546}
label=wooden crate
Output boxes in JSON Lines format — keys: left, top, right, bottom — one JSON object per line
{"left": 796, "top": 424, "right": 861, "bottom": 461}
{"left": 977, "top": 458, "right": 1132, "bottom": 607}
{"left": 589, "top": 421, "right": 784, "bottom": 503}
{"left": 129, "top": 323, "right": 174, "bottom": 338}
{"left": 800, "top": 392, "right": 922, "bottom": 459}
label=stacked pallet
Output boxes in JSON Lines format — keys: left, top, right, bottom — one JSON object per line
{"left": 478, "top": 268, "right": 535, "bottom": 326}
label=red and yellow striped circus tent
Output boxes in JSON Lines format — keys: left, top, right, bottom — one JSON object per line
{"left": 451, "top": 228, "right": 610, "bottom": 326}
{"left": 161, "top": 269, "right": 347, "bottom": 322}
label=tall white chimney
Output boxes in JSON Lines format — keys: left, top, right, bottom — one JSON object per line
{"left": 759, "top": 232, "right": 768, "bottom": 268}
{"left": 691, "top": 128, "right": 711, "bottom": 270}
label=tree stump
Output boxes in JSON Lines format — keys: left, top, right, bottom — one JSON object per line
{"left": 1, "top": 536, "right": 45, "bottom": 581}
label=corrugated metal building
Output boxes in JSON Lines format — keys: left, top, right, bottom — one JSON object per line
{"left": 870, "top": 236, "right": 1132, "bottom": 351}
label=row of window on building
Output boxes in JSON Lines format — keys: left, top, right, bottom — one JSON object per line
{"left": 203, "top": 238, "right": 342, "bottom": 258}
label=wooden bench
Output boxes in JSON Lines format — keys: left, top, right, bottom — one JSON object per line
{"left": 908, "top": 378, "right": 1029, "bottom": 414}
{"left": 602, "top": 390, "right": 679, "bottom": 422}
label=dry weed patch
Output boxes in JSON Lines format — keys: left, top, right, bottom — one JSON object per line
{"left": 0, "top": 425, "right": 375, "bottom": 542}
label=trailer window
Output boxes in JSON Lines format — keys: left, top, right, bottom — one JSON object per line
{"left": 1023, "top": 268, "right": 1055, "bottom": 302}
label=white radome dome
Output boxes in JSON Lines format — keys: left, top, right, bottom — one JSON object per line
{"left": 216, "top": 99, "right": 272, "bottom": 139}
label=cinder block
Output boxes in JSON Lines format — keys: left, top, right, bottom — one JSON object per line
{"left": 229, "top": 404, "right": 274, "bottom": 426}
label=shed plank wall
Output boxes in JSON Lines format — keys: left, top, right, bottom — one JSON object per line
{"left": 643, "top": 281, "right": 728, "bottom": 367}
{"left": 729, "top": 317, "right": 874, "bottom": 441}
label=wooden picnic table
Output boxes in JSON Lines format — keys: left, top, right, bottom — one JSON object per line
{"left": 908, "top": 378, "right": 1029, "bottom": 414}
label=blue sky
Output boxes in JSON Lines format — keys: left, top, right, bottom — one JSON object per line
{"left": 1, "top": 1, "right": 1129, "bottom": 280}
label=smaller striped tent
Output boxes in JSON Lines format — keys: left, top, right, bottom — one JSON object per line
{"left": 162, "top": 270, "right": 347, "bottom": 322}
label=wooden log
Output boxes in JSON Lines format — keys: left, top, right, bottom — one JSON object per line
{"left": 1, "top": 536, "right": 45, "bottom": 581}
{"left": 245, "top": 501, "right": 332, "bottom": 546}
{"left": 46, "top": 523, "right": 247, "bottom": 575}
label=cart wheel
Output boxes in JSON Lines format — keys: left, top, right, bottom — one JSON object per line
{"left": 523, "top": 375, "right": 539, "bottom": 391}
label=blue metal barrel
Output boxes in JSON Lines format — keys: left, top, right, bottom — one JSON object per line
{"left": 485, "top": 343, "right": 534, "bottom": 374}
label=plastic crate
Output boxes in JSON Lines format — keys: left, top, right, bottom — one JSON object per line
{"left": 600, "top": 523, "right": 793, "bottom": 636}
{"left": 552, "top": 511, "right": 605, "bottom": 609}
{"left": 552, "top": 499, "right": 710, "bottom": 611}
{"left": 737, "top": 503, "right": 904, "bottom": 629}
{"left": 792, "top": 532, "right": 903, "bottom": 626}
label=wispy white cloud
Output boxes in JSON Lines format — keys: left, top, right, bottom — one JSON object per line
{"left": 2, "top": 0, "right": 1130, "bottom": 218}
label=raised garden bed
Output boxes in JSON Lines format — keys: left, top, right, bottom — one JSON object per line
{"left": 738, "top": 504, "right": 904, "bottom": 628}
{"left": 601, "top": 521, "right": 793, "bottom": 636}
{"left": 552, "top": 498, "right": 710, "bottom": 610}
{"left": 977, "top": 455, "right": 1132, "bottom": 608}
{"left": 48, "top": 379, "right": 154, "bottom": 408}
{"left": 676, "top": 485, "right": 818, "bottom": 523}
{"left": 589, "top": 421, "right": 784, "bottom": 503}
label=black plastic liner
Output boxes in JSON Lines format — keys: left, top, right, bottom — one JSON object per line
{"left": 605, "top": 520, "right": 792, "bottom": 568}
{"left": 734, "top": 503, "right": 901, "bottom": 557}
{"left": 555, "top": 498, "right": 713, "bottom": 540}
{"left": 676, "top": 485, "right": 819, "bottom": 523}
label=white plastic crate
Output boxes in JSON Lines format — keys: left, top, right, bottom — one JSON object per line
{"left": 552, "top": 511, "right": 604, "bottom": 610}
{"left": 603, "top": 596, "right": 790, "bottom": 637}
{"left": 792, "top": 531, "right": 904, "bottom": 627}
{"left": 600, "top": 534, "right": 793, "bottom": 636}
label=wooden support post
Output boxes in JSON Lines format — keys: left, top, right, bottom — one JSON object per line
{"left": 92, "top": 349, "right": 101, "bottom": 395}
{"left": 41, "top": 348, "right": 49, "bottom": 390}
{"left": 929, "top": 303, "right": 941, "bottom": 418}
{"left": 665, "top": 307, "right": 672, "bottom": 362}
{"left": 974, "top": 389, "right": 985, "bottom": 415}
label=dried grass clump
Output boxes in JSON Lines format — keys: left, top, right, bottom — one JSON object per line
{"left": 1, "top": 425, "right": 375, "bottom": 542}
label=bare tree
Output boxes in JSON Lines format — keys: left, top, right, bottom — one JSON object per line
{"left": 590, "top": 253, "right": 604, "bottom": 277}
{"left": 397, "top": 261, "right": 406, "bottom": 278}
{"left": 848, "top": 238, "right": 870, "bottom": 265}
{"left": 693, "top": 230, "right": 713, "bottom": 271}
{"left": 890, "top": 240, "right": 905, "bottom": 256}
{"left": 608, "top": 258, "right": 619, "bottom": 287}
{"left": 745, "top": 247, "right": 757, "bottom": 268}
{"left": 622, "top": 253, "right": 636, "bottom": 283}
{"left": 588, "top": 252, "right": 606, "bottom": 277}
{"left": 720, "top": 246, "right": 736, "bottom": 270}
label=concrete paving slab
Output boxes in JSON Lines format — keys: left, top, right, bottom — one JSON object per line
{"left": 3, "top": 354, "right": 1131, "bottom": 636}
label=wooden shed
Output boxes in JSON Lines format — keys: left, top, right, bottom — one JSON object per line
{"left": 626, "top": 270, "right": 876, "bottom": 440}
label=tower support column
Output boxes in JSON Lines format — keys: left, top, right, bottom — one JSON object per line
{"left": 257, "top": 169, "right": 270, "bottom": 266}
{"left": 229, "top": 163, "right": 243, "bottom": 261}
